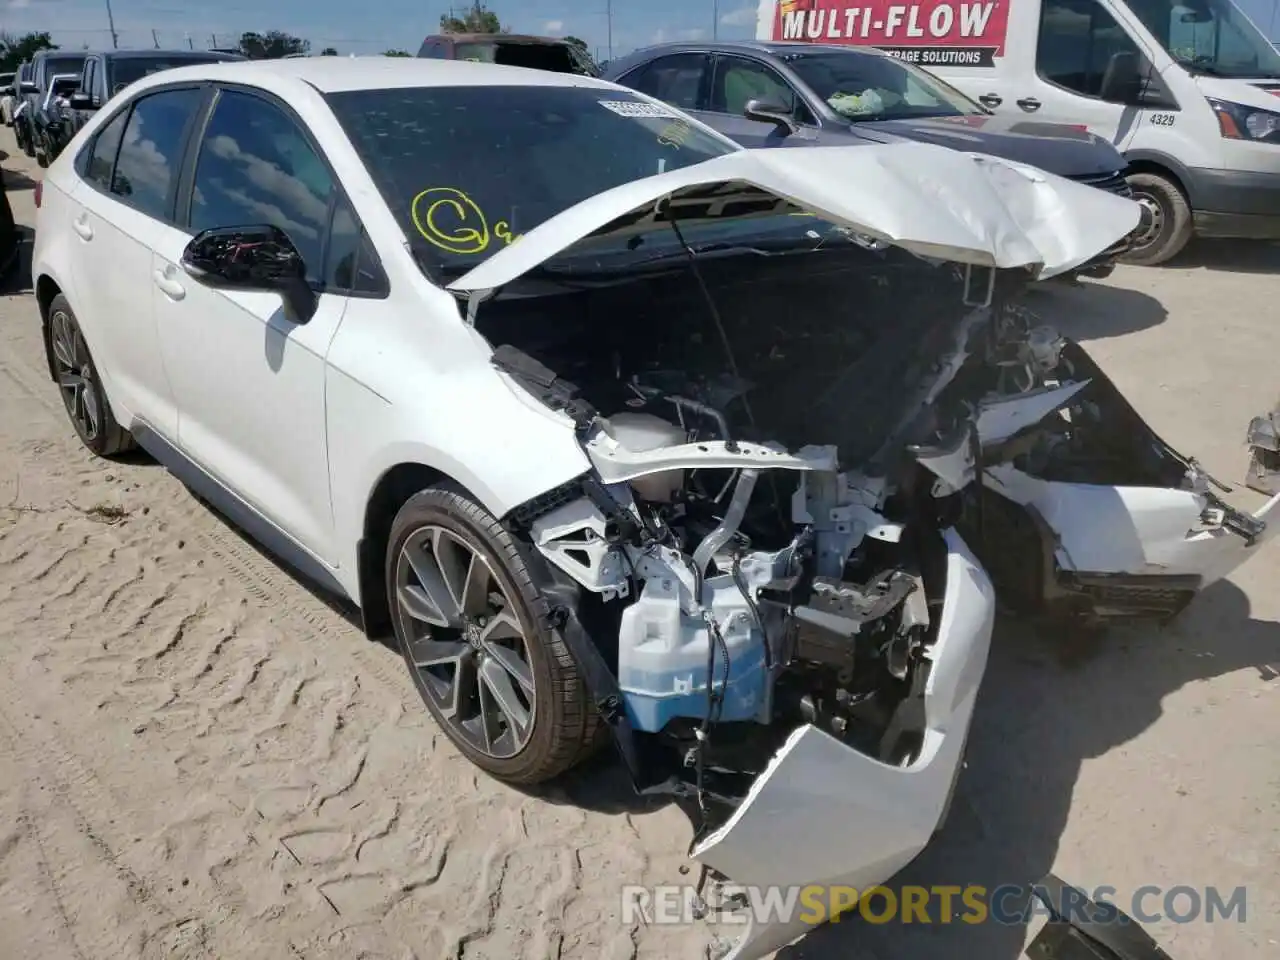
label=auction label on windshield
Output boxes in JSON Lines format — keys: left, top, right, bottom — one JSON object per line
{"left": 773, "top": 0, "right": 1009, "bottom": 68}
{"left": 599, "top": 99, "right": 683, "bottom": 118}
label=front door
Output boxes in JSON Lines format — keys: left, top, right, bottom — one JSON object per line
{"left": 1009, "top": 0, "right": 1150, "bottom": 147}
{"left": 152, "top": 86, "right": 346, "bottom": 563}
{"left": 704, "top": 54, "right": 819, "bottom": 148}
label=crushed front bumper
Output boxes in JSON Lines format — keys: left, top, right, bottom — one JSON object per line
{"left": 690, "top": 530, "right": 996, "bottom": 960}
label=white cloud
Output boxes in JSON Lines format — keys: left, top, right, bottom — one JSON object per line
{"left": 542, "top": 19, "right": 564, "bottom": 35}
{"left": 720, "top": 4, "right": 757, "bottom": 27}
{"left": 9, "top": 0, "right": 33, "bottom": 9}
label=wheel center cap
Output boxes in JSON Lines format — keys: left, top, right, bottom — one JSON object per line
{"left": 464, "top": 622, "right": 483, "bottom": 649}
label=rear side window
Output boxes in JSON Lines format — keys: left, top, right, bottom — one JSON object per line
{"left": 87, "top": 107, "right": 129, "bottom": 189}
{"left": 189, "top": 90, "right": 334, "bottom": 284}
{"left": 111, "top": 87, "right": 203, "bottom": 219}
{"left": 624, "top": 53, "right": 710, "bottom": 110}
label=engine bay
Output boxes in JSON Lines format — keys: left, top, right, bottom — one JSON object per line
{"left": 476, "top": 238, "right": 1245, "bottom": 809}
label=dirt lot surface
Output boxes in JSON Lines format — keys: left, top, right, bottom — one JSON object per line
{"left": 1, "top": 133, "right": 1277, "bottom": 960}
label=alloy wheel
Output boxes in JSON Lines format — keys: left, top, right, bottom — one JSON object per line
{"left": 395, "top": 524, "right": 537, "bottom": 759}
{"left": 49, "top": 309, "right": 100, "bottom": 442}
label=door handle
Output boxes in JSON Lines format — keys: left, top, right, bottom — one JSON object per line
{"left": 1016, "top": 97, "right": 1042, "bottom": 111}
{"left": 72, "top": 216, "right": 93, "bottom": 241}
{"left": 979, "top": 93, "right": 1003, "bottom": 107}
{"left": 152, "top": 268, "right": 186, "bottom": 301}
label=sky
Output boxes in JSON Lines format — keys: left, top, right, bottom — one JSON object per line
{"left": 0, "top": 0, "right": 764, "bottom": 60}
{"left": 1, "top": 0, "right": 1277, "bottom": 59}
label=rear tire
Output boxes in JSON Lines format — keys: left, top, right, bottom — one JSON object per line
{"left": 43, "top": 294, "right": 136, "bottom": 458}
{"left": 1120, "top": 172, "right": 1192, "bottom": 266}
{"left": 386, "top": 486, "right": 598, "bottom": 785}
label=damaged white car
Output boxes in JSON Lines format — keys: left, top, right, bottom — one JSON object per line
{"left": 33, "top": 58, "right": 1280, "bottom": 960}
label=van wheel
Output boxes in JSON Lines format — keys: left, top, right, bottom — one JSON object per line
{"left": 1120, "top": 172, "right": 1192, "bottom": 266}
{"left": 386, "top": 486, "right": 599, "bottom": 785}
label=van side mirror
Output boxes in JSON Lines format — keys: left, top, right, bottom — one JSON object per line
{"left": 69, "top": 91, "right": 95, "bottom": 110}
{"left": 744, "top": 98, "right": 799, "bottom": 135}
{"left": 1098, "top": 51, "right": 1142, "bottom": 105}
{"left": 20, "top": 80, "right": 36, "bottom": 94}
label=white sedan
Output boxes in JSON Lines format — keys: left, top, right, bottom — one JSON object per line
{"left": 32, "top": 56, "right": 1278, "bottom": 960}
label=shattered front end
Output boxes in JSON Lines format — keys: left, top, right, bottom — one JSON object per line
{"left": 444, "top": 143, "right": 1279, "bottom": 958}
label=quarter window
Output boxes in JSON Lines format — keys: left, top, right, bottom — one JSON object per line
{"left": 326, "top": 196, "right": 387, "bottom": 295}
{"left": 625, "top": 53, "right": 710, "bottom": 110}
{"left": 110, "top": 87, "right": 202, "bottom": 219}
{"left": 1037, "top": 0, "right": 1146, "bottom": 99}
{"left": 189, "top": 90, "right": 334, "bottom": 284}
{"left": 87, "top": 106, "right": 129, "bottom": 189}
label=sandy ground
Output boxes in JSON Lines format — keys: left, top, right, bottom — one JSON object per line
{"left": 0, "top": 130, "right": 1277, "bottom": 960}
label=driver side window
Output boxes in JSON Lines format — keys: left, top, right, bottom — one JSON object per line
{"left": 1037, "top": 0, "right": 1146, "bottom": 99}
{"left": 188, "top": 89, "right": 334, "bottom": 285}
{"left": 711, "top": 56, "right": 812, "bottom": 123}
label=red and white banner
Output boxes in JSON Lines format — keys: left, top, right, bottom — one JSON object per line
{"left": 773, "top": 0, "right": 1010, "bottom": 67}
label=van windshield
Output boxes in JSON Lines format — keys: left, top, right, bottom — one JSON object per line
{"left": 1127, "top": 0, "right": 1280, "bottom": 79}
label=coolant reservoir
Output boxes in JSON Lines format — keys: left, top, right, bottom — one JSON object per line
{"left": 603, "top": 411, "right": 686, "bottom": 502}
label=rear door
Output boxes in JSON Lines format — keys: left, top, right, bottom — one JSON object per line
{"left": 614, "top": 51, "right": 719, "bottom": 133}
{"left": 67, "top": 85, "right": 206, "bottom": 439}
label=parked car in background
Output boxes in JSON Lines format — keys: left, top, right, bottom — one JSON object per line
{"left": 605, "top": 40, "right": 1138, "bottom": 277}
{"left": 418, "top": 32, "right": 598, "bottom": 75}
{"left": 0, "top": 72, "right": 16, "bottom": 126}
{"left": 16, "top": 50, "right": 88, "bottom": 160}
{"left": 67, "top": 49, "right": 246, "bottom": 137}
{"left": 31, "top": 55, "right": 1277, "bottom": 960}
{"left": 754, "top": 0, "right": 1280, "bottom": 266}
{"left": 31, "top": 73, "right": 81, "bottom": 167}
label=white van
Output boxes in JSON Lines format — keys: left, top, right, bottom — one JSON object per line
{"left": 755, "top": 0, "right": 1280, "bottom": 264}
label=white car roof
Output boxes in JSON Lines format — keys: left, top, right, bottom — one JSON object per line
{"left": 122, "top": 55, "right": 621, "bottom": 96}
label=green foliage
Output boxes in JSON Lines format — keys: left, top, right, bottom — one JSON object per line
{"left": 439, "top": 2, "right": 505, "bottom": 34}
{"left": 238, "top": 30, "right": 311, "bottom": 59}
{"left": 0, "top": 30, "right": 57, "bottom": 72}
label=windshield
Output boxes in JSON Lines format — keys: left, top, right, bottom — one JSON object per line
{"left": 108, "top": 57, "right": 225, "bottom": 94}
{"left": 45, "top": 57, "right": 86, "bottom": 81}
{"left": 784, "top": 50, "right": 984, "bottom": 121}
{"left": 1127, "top": 0, "right": 1280, "bottom": 78}
{"left": 326, "top": 84, "right": 742, "bottom": 274}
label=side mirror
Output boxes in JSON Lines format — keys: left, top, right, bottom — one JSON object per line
{"left": 20, "top": 80, "right": 37, "bottom": 94}
{"left": 744, "top": 97, "right": 799, "bottom": 135}
{"left": 69, "top": 91, "right": 94, "bottom": 110}
{"left": 1098, "top": 51, "right": 1142, "bottom": 105}
{"left": 181, "top": 225, "right": 318, "bottom": 323}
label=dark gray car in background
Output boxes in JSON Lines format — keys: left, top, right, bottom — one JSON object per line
{"left": 604, "top": 40, "right": 1139, "bottom": 276}
{"left": 67, "top": 49, "right": 246, "bottom": 137}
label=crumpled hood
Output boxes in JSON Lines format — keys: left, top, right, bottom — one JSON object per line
{"left": 446, "top": 141, "right": 1141, "bottom": 294}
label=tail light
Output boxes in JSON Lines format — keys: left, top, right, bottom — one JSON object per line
{"left": 33, "top": 180, "right": 42, "bottom": 208}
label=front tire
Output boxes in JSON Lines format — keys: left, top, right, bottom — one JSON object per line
{"left": 43, "top": 294, "right": 136, "bottom": 457}
{"left": 1120, "top": 172, "right": 1192, "bottom": 266}
{"left": 386, "top": 486, "right": 598, "bottom": 784}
